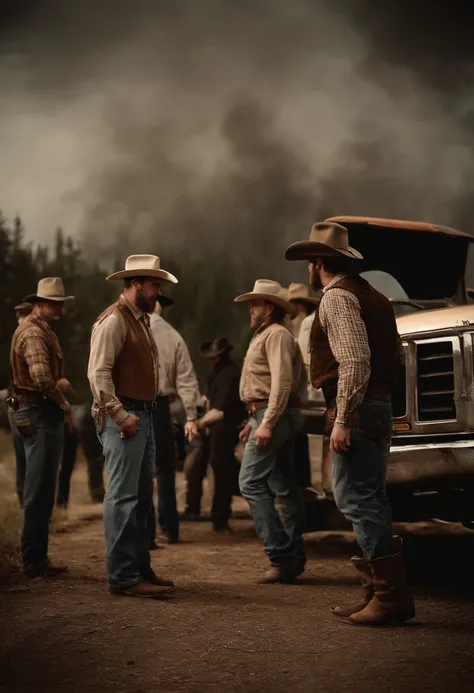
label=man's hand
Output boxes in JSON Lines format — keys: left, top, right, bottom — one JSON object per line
{"left": 330, "top": 425, "right": 351, "bottom": 455}
{"left": 255, "top": 423, "right": 272, "bottom": 450}
{"left": 119, "top": 414, "right": 139, "bottom": 439}
{"left": 239, "top": 423, "right": 252, "bottom": 443}
{"left": 184, "top": 420, "right": 198, "bottom": 442}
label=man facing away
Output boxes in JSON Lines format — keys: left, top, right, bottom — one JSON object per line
{"left": 286, "top": 222, "right": 415, "bottom": 626}
{"left": 194, "top": 337, "right": 246, "bottom": 532}
{"left": 148, "top": 295, "right": 200, "bottom": 544}
{"left": 235, "top": 280, "right": 306, "bottom": 583}
{"left": 9, "top": 279, "right": 73, "bottom": 577}
{"left": 88, "top": 254, "right": 176, "bottom": 599}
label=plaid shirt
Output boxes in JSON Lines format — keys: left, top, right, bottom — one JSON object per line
{"left": 319, "top": 275, "right": 371, "bottom": 428}
{"left": 10, "top": 315, "right": 68, "bottom": 409}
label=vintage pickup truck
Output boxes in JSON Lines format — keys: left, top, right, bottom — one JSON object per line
{"left": 302, "top": 216, "right": 474, "bottom": 529}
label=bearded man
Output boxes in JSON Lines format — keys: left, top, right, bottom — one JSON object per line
{"left": 88, "top": 255, "right": 177, "bottom": 599}
{"left": 286, "top": 222, "right": 414, "bottom": 626}
{"left": 235, "top": 279, "right": 306, "bottom": 584}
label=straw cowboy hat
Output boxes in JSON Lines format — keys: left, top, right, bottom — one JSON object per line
{"left": 234, "top": 280, "right": 297, "bottom": 317}
{"left": 23, "top": 277, "right": 75, "bottom": 303}
{"left": 285, "top": 222, "right": 363, "bottom": 261}
{"left": 287, "top": 282, "right": 320, "bottom": 306}
{"left": 200, "top": 337, "right": 234, "bottom": 359}
{"left": 106, "top": 254, "right": 178, "bottom": 283}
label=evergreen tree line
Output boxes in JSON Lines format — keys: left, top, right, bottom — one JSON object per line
{"left": 0, "top": 212, "right": 299, "bottom": 401}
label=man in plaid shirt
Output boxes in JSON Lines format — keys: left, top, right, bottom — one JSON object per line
{"left": 9, "top": 277, "right": 74, "bottom": 578}
{"left": 286, "top": 222, "right": 415, "bottom": 627}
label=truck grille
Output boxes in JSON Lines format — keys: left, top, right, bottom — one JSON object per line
{"left": 416, "top": 342, "right": 456, "bottom": 422}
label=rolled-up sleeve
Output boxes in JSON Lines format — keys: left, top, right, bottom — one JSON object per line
{"left": 88, "top": 314, "right": 129, "bottom": 424}
{"left": 262, "top": 331, "right": 295, "bottom": 428}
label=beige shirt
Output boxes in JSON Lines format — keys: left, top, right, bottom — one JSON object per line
{"left": 88, "top": 296, "right": 159, "bottom": 424}
{"left": 149, "top": 313, "right": 199, "bottom": 421}
{"left": 240, "top": 322, "right": 305, "bottom": 428}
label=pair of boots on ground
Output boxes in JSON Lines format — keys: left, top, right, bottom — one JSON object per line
{"left": 332, "top": 535, "right": 415, "bottom": 626}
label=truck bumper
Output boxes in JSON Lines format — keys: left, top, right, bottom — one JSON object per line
{"left": 387, "top": 440, "right": 474, "bottom": 485}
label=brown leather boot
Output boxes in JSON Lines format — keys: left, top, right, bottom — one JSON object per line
{"left": 24, "top": 559, "right": 68, "bottom": 578}
{"left": 348, "top": 545, "right": 415, "bottom": 626}
{"left": 331, "top": 536, "right": 403, "bottom": 618}
{"left": 257, "top": 566, "right": 297, "bottom": 584}
{"left": 109, "top": 581, "right": 175, "bottom": 599}
{"left": 331, "top": 557, "right": 373, "bottom": 617}
{"left": 149, "top": 574, "right": 175, "bottom": 587}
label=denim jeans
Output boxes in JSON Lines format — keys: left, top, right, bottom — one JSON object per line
{"left": 8, "top": 407, "right": 27, "bottom": 507}
{"left": 98, "top": 410, "right": 155, "bottom": 586}
{"left": 239, "top": 408, "right": 305, "bottom": 568}
{"left": 16, "top": 404, "right": 65, "bottom": 567}
{"left": 153, "top": 396, "right": 179, "bottom": 541}
{"left": 332, "top": 399, "right": 394, "bottom": 559}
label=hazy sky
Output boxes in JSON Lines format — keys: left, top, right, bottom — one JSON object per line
{"left": 1, "top": 1, "right": 473, "bottom": 264}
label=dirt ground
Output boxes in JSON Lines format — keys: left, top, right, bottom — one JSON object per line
{"left": 1, "top": 461, "right": 474, "bottom": 693}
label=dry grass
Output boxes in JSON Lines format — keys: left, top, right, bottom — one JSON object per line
{"left": 0, "top": 433, "right": 21, "bottom": 580}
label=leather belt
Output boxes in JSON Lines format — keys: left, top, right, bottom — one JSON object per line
{"left": 118, "top": 396, "right": 158, "bottom": 411}
{"left": 246, "top": 400, "right": 268, "bottom": 414}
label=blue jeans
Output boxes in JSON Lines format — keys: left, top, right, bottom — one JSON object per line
{"left": 332, "top": 399, "right": 394, "bottom": 559}
{"left": 239, "top": 408, "right": 305, "bottom": 568}
{"left": 98, "top": 410, "right": 155, "bottom": 586}
{"left": 8, "top": 407, "right": 27, "bottom": 507}
{"left": 15, "top": 404, "right": 65, "bottom": 567}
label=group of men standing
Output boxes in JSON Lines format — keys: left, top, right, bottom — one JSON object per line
{"left": 8, "top": 221, "right": 415, "bottom": 627}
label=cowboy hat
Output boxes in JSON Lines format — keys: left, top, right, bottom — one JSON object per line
{"left": 285, "top": 222, "right": 363, "bottom": 261}
{"left": 14, "top": 301, "right": 33, "bottom": 315}
{"left": 234, "top": 280, "right": 297, "bottom": 316}
{"left": 200, "top": 337, "right": 234, "bottom": 359}
{"left": 287, "top": 282, "right": 320, "bottom": 306}
{"left": 23, "top": 277, "right": 75, "bottom": 303}
{"left": 157, "top": 294, "right": 174, "bottom": 308}
{"left": 106, "top": 254, "right": 178, "bottom": 283}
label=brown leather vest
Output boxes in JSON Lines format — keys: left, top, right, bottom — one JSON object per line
{"left": 95, "top": 299, "right": 157, "bottom": 401}
{"left": 310, "top": 275, "right": 400, "bottom": 406}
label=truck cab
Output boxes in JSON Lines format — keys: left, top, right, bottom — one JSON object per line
{"left": 303, "top": 216, "right": 474, "bottom": 529}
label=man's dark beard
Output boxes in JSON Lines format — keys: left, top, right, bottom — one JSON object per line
{"left": 310, "top": 268, "right": 322, "bottom": 292}
{"left": 136, "top": 292, "right": 156, "bottom": 314}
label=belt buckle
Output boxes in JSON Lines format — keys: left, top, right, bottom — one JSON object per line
{"left": 151, "top": 400, "right": 158, "bottom": 410}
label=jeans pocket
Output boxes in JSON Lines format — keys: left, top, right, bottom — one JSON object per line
{"left": 13, "top": 408, "right": 38, "bottom": 437}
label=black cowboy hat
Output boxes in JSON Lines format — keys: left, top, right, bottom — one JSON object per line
{"left": 199, "top": 337, "right": 234, "bottom": 358}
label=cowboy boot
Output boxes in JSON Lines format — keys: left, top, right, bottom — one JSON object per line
{"left": 348, "top": 542, "right": 415, "bottom": 627}
{"left": 257, "top": 566, "right": 298, "bottom": 584}
{"left": 331, "top": 536, "right": 403, "bottom": 618}
{"left": 331, "top": 557, "right": 373, "bottom": 617}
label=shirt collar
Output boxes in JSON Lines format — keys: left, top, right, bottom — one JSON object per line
{"left": 322, "top": 273, "right": 348, "bottom": 293}
{"left": 120, "top": 294, "right": 144, "bottom": 320}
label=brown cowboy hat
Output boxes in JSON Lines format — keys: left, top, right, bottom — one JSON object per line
{"left": 200, "top": 337, "right": 234, "bottom": 359}
{"left": 14, "top": 301, "right": 33, "bottom": 316}
{"left": 106, "top": 254, "right": 178, "bottom": 283}
{"left": 285, "top": 222, "right": 363, "bottom": 261}
{"left": 234, "top": 279, "right": 297, "bottom": 317}
{"left": 287, "top": 282, "right": 320, "bottom": 306}
{"left": 23, "top": 277, "right": 75, "bottom": 303}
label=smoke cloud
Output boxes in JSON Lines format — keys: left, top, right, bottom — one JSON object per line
{"left": 1, "top": 0, "right": 474, "bottom": 282}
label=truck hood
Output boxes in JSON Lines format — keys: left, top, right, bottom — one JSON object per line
{"left": 326, "top": 216, "right": 474, "bottom": 302}
{"left": 397, "top": 304, "right": 474, "bottom": 338}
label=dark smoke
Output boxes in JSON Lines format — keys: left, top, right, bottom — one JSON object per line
{"left": 1, "top": 0, "right": 474, "bottom": 284}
